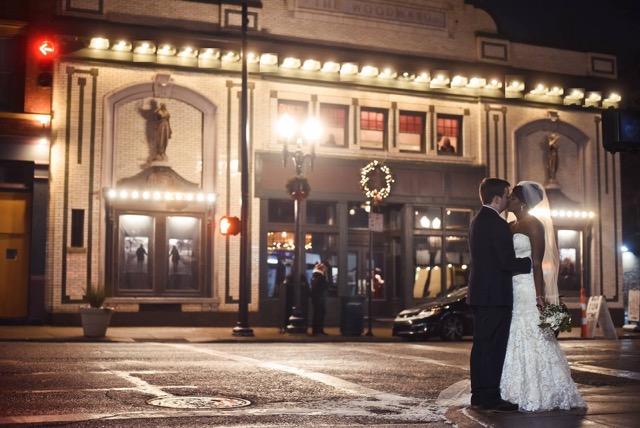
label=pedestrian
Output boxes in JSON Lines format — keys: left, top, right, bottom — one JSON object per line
{"left": 310, "top": 262, "right": 328, "bottom": 336}
{"left": 169, "top": 245, "right": 180, "bottom": 273}
{"left": 135, "top": 243, "right": 147, "bottom": 271}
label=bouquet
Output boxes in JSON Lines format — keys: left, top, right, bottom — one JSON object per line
{"left": 538, "top": 303, "right": 572, "bottom": 336}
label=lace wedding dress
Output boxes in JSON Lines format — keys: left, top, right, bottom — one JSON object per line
{"left": 499, "top": 233, "right": 585, "bottom": 411}
{"left": 437, "top": 233, "right": 585, "bottom": 411}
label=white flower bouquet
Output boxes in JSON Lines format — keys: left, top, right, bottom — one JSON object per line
{"left": 538, "top": 303, "right": 572, "bottom": 336}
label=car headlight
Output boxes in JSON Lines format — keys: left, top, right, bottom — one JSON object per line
{"left": 416, "top": 308, "right": 441, "bottom": 319}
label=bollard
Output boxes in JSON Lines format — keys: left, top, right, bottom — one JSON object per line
{"left": 580, "top": 287, "right": 588, "bottom": 338}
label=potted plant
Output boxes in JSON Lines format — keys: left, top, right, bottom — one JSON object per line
{"left": 80, "top": 287, "right": 113, "bottom": 338}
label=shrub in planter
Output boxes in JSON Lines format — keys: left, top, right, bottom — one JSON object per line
{"left": 80, "top": 287, "right": 113, "bottom": 338}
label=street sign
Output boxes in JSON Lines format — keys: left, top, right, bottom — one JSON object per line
{"left": 629, "top": 289, "right": 640, "bottom": 322}
{"left": 368, "top": 212, "right": 383, "bottom": 232}
{"left": 585, "top": 295, "right": 617, "bottom": 339}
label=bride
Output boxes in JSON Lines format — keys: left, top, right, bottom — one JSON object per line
{"left": 499, "top": 181, "right": 585, "bottom": 411}
{"left": 438, "top": 181, "right": 585, "bottom": 411}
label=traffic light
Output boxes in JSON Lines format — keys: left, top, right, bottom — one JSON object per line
{"left": 34, "top": 38, "right": 56, "bottom": 87}
{"left": 602, "top": 109, "right": 640, "bottom": 153}
{"left": 219, "top": 216, "right": 241, "bottom": 236}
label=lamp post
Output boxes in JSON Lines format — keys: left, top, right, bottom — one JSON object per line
{"left": 232, "top": 0, "right": 253, "bottom": 337}
{"left": 277, "top": 114, "right": 322, "bottom": 334}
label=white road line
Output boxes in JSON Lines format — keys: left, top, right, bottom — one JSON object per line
{"left": 346, "top": 346, "right": 469, "bottom": 371}
{"left": 165, "top": 343, "right": 408, "bottom": 402}
{"left": 24, "top": 370, "right": 177, "bottom": 376}
{"left": 404, "top": 344, "right": 471, "bottom": 355}
{"left": 461, "top": 407, "right": 492, "bottom": 428}
{"left": 15, "top": 386, "right": 197, "bottom": 394}
{"left": 570, "top": 362, "right": 640, "bottom": 381}
{"left": 107, "top": 370, "right": 173, "bottom": 397}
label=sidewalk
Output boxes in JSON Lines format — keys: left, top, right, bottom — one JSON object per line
{"left": 0, "top": 325, "right": 399, "bottom": 343}
{"left": 0, "top": 325, "right": 637, "bottom": 342}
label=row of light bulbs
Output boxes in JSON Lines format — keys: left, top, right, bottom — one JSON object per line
{"left": 529, "top": 208, "right": 595, "bottom": 219}
{"left": 106, "top": 188, "right": 216, "bottom": 203}
{"left": 416, "top": 264, "right": 468, "bottom": 271}
{"left": 87, "top": 37, "right": 621, "bottom": 108}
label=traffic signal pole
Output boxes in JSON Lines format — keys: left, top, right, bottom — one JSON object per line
{"left": 232, "top": 0, "right": 254, "bottom": 337}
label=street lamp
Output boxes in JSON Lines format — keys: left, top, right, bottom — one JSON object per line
{"left": 277, "top": 113, "right": 322, "bottom": 333}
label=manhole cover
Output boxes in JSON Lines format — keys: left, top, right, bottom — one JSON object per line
{"left": 147, "top": 396, "right": 252, "bottom": 409}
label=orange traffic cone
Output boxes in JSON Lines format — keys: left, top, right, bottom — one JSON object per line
{"left": 580, "top": 287, "right": 588, "bottom": 338}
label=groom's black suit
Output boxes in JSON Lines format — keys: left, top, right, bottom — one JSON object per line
{"left": 468, "top": 206, "right": 531, "bottom": 407}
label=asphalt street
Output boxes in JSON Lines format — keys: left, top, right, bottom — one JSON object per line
{"left": 0, "top": 339, "right": 638, "bottom": 427}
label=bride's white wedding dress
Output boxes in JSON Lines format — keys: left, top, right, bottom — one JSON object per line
{"left": 499, "top": 233, "right": 585, "bottom": 411}
{"left": 437, "top": 233, "right": 585, "bottom": 411}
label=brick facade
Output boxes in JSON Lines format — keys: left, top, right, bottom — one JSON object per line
{"left": 43, "top": 0, "right": 624, "bottom": 322}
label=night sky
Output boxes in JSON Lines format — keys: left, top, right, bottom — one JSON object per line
{"left": 468, "top": 0, "right": 640, "bottom": 108}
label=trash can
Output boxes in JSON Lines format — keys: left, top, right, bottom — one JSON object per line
{"left": 340, "top": 295, "right": 364, "bottom": 336}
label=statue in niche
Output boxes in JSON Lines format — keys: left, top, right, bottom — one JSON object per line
{"left": 137, "top": 99, "right": 172, "bottom": 164}
{"left": 154, "top": 103, "right": 172, "bottom": 161}
{"left": 545, "top": 132, "right": 560, "bottom": 188}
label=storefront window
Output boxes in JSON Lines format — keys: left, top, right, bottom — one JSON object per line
{"left": 557, "top": 229, "right": 582, "bottom": 297}
{"left": 307, "top": 201, "right": 337, "bottom": 225}
{"left": 266, "top": 230, "right": 295, "bottom": 298}
{"left": 118, "top": 214, "right": 154, "bottom": 290}
{"left": 445, "top": 236, "right": 470, "bottom": 293}
{"left": 414, "top": 207, "right": 442, "bottom": 230}
{"left": 166, "top": 216, "right": 200, "bottom": 290}
{"left": 305, "top": 232, "right": 338, "bottom": 296}
{"left": 348, "top": 202, "right": 370, "bottom": 228}
{"left": 268, "top": 199, "right": 295, "bottom": 223}
{"left": 445, "top": 208, "right": 472, "bottom": 230}
{"left": 413, "top": 236, "right": 442, "bottom": 298}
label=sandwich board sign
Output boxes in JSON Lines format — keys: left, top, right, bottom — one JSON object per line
{"left": 368, "top": 213, "right": 383, "bottom": 232}
{"left": 585, "top": 295, "right": 618, "bottom": 339}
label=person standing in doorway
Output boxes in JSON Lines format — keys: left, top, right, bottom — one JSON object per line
{"left": 310, "top": 262, "right": 328, "bottom": 336}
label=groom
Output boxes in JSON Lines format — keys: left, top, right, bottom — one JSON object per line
{"left": 468, "top": 178, "right": 532, "bottom": 411}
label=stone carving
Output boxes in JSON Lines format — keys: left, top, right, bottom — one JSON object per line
{"left": 154, "top": 103, "right": 172, "bottom": 161}
{"left": 545, "top": 132, "right": 560, "bottom": 188}
{"left": 137, "top": 100, "right": 172, "bottom": 164}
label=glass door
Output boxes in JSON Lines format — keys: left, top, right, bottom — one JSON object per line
{"left": 115, "top": 212, "right": 203, "bottom": 296}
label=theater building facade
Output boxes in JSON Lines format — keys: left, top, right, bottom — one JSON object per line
{"left": 31, "top": 0, "right": 624, "bottom": 324}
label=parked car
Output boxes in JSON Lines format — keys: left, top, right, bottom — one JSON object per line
{"left": 392, "top": 287, "right": 473, "bottom": 341}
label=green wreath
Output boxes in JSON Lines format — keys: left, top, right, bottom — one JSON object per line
{"left": 286, "top": 176, "right": 311, "bottom": 200}
{"left": 360, "top": 160, "right": 394, "bottom": 202}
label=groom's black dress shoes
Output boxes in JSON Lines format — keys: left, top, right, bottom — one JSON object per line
{"left": 481, "top": 399, "right": 519, "bottom": 412}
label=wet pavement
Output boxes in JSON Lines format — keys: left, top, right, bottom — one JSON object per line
{"left": 0, "top": 339, "right": 638, "bottom": 426}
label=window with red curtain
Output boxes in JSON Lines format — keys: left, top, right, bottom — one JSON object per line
{"left": 360, "top": 109, "right": 385, "bottom": 131}
{"left": 360, "top": 107, "right": 387, "bottom": 150}
{"left": 436, "top": 114, "right": 462, "bottom": 156}
{"left": 399, "top": 111, "right": 425, "bottom": 152}
{"left": 278, "top": 100, "right": 308, "bottom": 123}
{"left": 320, "top": 103, "right": 348, "bottom": 147}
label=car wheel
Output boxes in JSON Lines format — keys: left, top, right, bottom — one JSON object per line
{"left": 440, "top": 315, "right": 464, "bottom": 341}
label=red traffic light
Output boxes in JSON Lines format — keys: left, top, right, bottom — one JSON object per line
{"left": 219, "top": 216, "right": 241, "bottom": 236}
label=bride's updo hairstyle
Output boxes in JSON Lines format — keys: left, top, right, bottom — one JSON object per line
{"left": 512, "top": 183, "right": 544, "bottom": 209}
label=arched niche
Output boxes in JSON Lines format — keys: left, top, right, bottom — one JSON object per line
{"left": 514, "top": 119, "right": 590, "bottom": 204}
{"left": 102, "top": 74, "right": 217, "bottom": 191}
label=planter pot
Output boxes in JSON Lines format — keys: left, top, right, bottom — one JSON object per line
{"left": 80, "top": 307, "right": 114, "bottom": 338}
